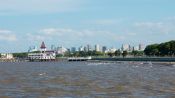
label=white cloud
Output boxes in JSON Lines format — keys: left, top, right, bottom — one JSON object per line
{"left": 133, "top": 21, "right": 175, "bottom": 35}
{"left": 0, "top": 29, "right": 17, "bottom": 41}
{"left": 92, "top": 20, "right": 119, "bottom": 25}
{"left": 40, "top": 28, "right": 125, "bottom": 40}
{"left": 166, "top": 16, "right": 175, "bottom": 21}
{"left": 127, "top": 32, "right": 137, "bottom": 36}
{"left": 84, "top": 19, "right": 123, "bottom": 25}
{"left": 0, "top": 30, "right": 12, "bottom": 34}
{"left": 118, "top": 18, "right": 175, "bottom": 44}
{"left": 40, "top": 28, "right": 74, "bottom": 36}
{"left": 27, "top": 28, "right": 126, "bottom": 45}
{"left": 134, "top": 22, "right": 163, "bottom": 28}
{"left": 26, "top": 33, "right": 46, "bottom": 41}
{"left": 0, "top": 0, "right": 84, "bottom": 15}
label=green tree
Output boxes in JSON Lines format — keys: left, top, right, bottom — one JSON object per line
{"left": 115, "top": 50, "right": 121, "bottom": 57}
{"left": 122, "top": 51, "right": 128, "bottom": 58}
{"left": 30, "top": 51, "right": 40, "bottom": 53}
{"left": 13, "top": 52, "right": 28, "bottom": 58}
{"left": 144, "top": 44, "right": 159, "bottom": 56}
{"left": 169, "top": 40, "right": 175, "bottom": 56}
{"left": 108, "top": 52, "right": 115, "bottom": 57}
{"left": 64, "top": 51, "right": 72, "bottom": 57}
{"left": 159, "top": 42, "right": 170, "bottom": 56}
{"left": 132, "top": 50, "right": 138, "bottom": 57}
{"left": 94, "top": 51, "right": 104, "bottom": 56}
{"left": 56, "top": 54, "right": 64, "bottom": 58}
{"left": 144, "top": 40, "right": 175, "bottom": 56}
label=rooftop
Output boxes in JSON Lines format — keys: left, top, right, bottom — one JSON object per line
{"left": 40, "top": 41, "right": 46, "bottom": 49}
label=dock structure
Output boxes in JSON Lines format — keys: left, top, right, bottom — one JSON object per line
{"left": 68, "top": 57, "right": 92, "bottom": 61}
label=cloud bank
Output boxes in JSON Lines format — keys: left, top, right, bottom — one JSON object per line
{"left": 0, "top": 29, "right": 17, "bottom": 41}
{"left": 0, "top": 0, "right": 83, "bottom": 15}
{"left": 27, "top": 28, "right": 125, "bottom": 46}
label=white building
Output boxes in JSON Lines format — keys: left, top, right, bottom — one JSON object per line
{"left": 56, "top": 46, "right": 67, "bottom": 55}
{"left": 87, "top": 44, "right": 93, "bottom": 51}
{"left": 28, "top": 52, "right": 56, "bottom": 60}
{"left": 133, "top": 46, "right": 139, "bottom": 51}
{"left": 79, "top": 46, "right": 85, "bottom": 51}
{"left": 28, "top": 42, "right": 56, "bottom": 61}
{"left": 128, "top": 45, "right": 133, "bottom": 52}
{"left": 1, "top": 53, "right": 14, "bottom": 59}
{"left": 121, "top": 44, "right": 129, "bottom": 51}
{"left": 95, "top": 44, "right": 100, "bottom": 52}
{"left": 108, "top": 47, "right": 117, "bottom": 53}
{"left": 139, "top": 44, "right": 145, "bottom": 51}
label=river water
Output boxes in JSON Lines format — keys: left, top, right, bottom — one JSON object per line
{"left": 0, "top": 61, "right": 175, "bottom": 98}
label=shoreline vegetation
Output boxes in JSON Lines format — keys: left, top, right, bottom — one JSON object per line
{"left": 0, "top": 40, "right": 175, "bottom": 63}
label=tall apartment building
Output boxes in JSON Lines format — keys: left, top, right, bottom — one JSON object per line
{"left": 95, "top": 44, "right": 100, "bottom": 52}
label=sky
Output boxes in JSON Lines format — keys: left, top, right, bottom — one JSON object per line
{"left": 0, "top": 0, "right": 175, "bottom": 52}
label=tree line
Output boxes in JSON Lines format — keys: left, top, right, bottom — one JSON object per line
{"left": 144, "top": 40, "right": 175, "bottom": 56}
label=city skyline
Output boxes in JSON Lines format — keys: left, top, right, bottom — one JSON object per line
{"left": 0, "top": 0, "right": 175, "bottom": 52}
{"left": 28, "top": 42, "right": 145, "bottom": 55}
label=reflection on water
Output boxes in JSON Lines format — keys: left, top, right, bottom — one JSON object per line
{"left": 0, "top": 61, "right": 175, "bottom": 98}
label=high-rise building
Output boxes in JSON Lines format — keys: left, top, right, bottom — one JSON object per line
{"left": 87, "top": 44, "right": 92, "bottom": 51}
{"left": 71, "top": 47, "right": 76, "bottom": 53}
{"left": 51, "top": 45, "right": 56, "bottom": 51}
{"left": 95, "top": 44, "right": 100, "bottom": 52}
{"left": 67, "top": 48, "right": 71, "bottom": 53}
{"left": 109, "top": 47, "right": 117, "bottom": 53}
{"left": 139, "top": 44, "right": 145, "bottom": 51}
{"left": 79, "top": 46, "right": 84, "bottom": 51}
{"left": 57, "top": 46, "right": 67, "bottom": 55}
{"left": 102, "top": 46, "right": 107, "bottom": 53}
{"left": 84, "top": 46, "right": 88, "bottom": 52}
{"left": 133, "top": 46, "right": 139, "bottom": 51}
{"left": 128, "top": 45, "right": 133, "bottom": 52}
{"left": 121, "top": 44, "right": 129, "bottom": 51}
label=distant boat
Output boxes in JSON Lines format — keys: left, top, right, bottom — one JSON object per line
{"left": 67, "top": 56, "right": 92, "bottom": 61}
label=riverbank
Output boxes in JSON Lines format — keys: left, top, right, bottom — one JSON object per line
{"left": 88, "top": 59, "right": 175, "bottom": 66}
{"left": 1, "top": 57, "right": 175, "bottom": 65}
{"left": 89, "top": 57, "right": 175, "bottom": 66}
{"left": 92, "top": 57, "right": 175, "bottom": 62}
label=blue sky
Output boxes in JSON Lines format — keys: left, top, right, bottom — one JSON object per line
{"left": 0, "top": 0, "right": 175, "bottom": 52}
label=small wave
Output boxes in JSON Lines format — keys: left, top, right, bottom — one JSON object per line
{"left": 86, "top": 62, "right": 112, "bottom": 66}
{"left": 38, "top": 72, "right": 47, "bottom": 76}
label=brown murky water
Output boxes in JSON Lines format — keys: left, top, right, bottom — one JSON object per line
{"left": 0, "top": 61, "right": 175, "bottom": 98}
